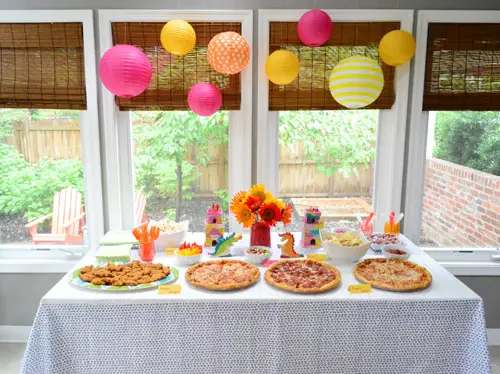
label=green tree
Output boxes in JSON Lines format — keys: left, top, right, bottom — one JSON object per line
{"left": 133, "top": 111, "right": 228, "bottom": 221}
{"left": 433, "top": 111, "right": 500, "bottom": 176}
{"left": 279, "top": 110, "right": 377, "bottom": 177}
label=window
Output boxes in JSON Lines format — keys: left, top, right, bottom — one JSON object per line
{"left": 258, "top": 10, "right": 413, "bottom": 232}
{"left": 0, "top": 11, "right": 103, "bottom": 254}
{"left": 99, "top": 10, "right": 252, "bottom": 231}
{"left": 405, "top": 10, "right": 500, "bottom": 265}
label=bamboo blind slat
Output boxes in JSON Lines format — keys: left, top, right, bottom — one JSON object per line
{"left": 0, "top": 23, "right": 86, "bottom": 110}
{"left": 112, "top": 22, "right": 242, "bottom": 111}
{"left": 423, "top": 23, "right": 500, "bottom": 111}
{"left": 269, "top": 22, "right": 399, "bottom": 111}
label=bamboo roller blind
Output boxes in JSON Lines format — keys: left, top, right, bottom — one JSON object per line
{"left": 269, "top": 22, "right": 399, "bottom": 111}
{"left": 424, "top": 23, "right": 500, "bottom": 111}
{"left": 0, "top": 23, "right": 86, "bottom": 110}
{"left": 112, "top": 22, "right": 242, "bottom": 111}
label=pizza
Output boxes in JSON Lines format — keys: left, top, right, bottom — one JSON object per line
{"left": 186, "top": 259, "right": 260, "bottom": 291}
{"left": 265, "top": 259, "right": 341, "bottom": 293}
{"left": 354, "top": 258, "right": 432, "bottom": 291}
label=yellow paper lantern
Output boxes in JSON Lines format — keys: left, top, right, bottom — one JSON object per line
{"left": 265, "top": 50, "right": 300, "bottom": 85}
{"left": 329, "top": 56, "right": 384, "bottom": 109}
{"left": 207, "top": 32, "right": 250, "bottom": 75}
{"left": 379, "top": 30, "right": 416, "bottom": 66}
{"left": 160, "top": 20, "right": 196, "bottom": 56}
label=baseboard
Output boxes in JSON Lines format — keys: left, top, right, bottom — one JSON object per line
{"left": 0, "top": 326, "right": 31, "bottom": 343}
{"left": 488, "top": 329, "right": 500, "bottom": 346}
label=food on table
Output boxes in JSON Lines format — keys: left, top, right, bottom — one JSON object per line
{"left": 95, "top": 244, "right": 132, "bottom": 262}
{"left": 367, "top": 233, "right": 400, "bottom": 245}
{"left": 186, "top": 259, "right": 260, "bottom": 290}
{"left": 156, "top": 218, "right": 187, "bottom": 234}
{"left": 265, "top": 259, "right": 341, "bottom": 293}
{"left": 247, "top": 247, "right": 270, "bottom": 255}
{"left": 78, "top": 261, "right": 170, "bottom": 286}
{"left": 354, "top": 258, "right": 432, "bottom": 291}
{"left": 385, "top": 249, "right": 407, "bottom": 255}
{"left": 176, "top": 242, "right": 203, "bottom": 256}
{"left": 325, "top": 232, "right": 363, "bottom": 247}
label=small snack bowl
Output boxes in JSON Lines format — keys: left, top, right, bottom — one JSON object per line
{"left": 368, "top": 233, "right": 404, "bottom": 252}
{"left": 382, "top": 245, "right": 410, "bottom": 260}
{"left": 244, "top": 246, "right": 272, "bottom": 265}
{"left": 175, "top": 242, "right": 203, "bottom": 266}
{"left": 321, "top": 229, "right": 371, "bottom": 263}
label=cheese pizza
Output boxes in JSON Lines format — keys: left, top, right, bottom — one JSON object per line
{"left": 186, "top": 259, "right": 260, "bottom": 291}
{"left": 265, "top": 259, "right": 341, "bottom": 293}
{"left": 354, "top": 258, "right": 432, "bottom": 291}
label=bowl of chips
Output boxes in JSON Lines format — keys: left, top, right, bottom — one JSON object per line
{"left": 152, "top": 219, "right": 189, "bottom": 250}
{"left": 321, "top": 229, "right": 371, "bottom": 263}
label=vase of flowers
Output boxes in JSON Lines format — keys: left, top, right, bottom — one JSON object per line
{"left": 230, "top": 184, "right": 292, "bottom": 247}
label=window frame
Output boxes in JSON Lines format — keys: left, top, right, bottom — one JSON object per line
{"left": 257, "top": 9, "right": 413, "bottom": 232}
{"left": 404, "top": 10, "right": 500, "bottom": 270}
{"left": 0, "top": 10, "right": 105, "bottom": 254}
{"left": 98, "top": 9, "right": 253, "bottom": 232}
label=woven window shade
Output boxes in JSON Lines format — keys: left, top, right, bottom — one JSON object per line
{"left": 0, "top": 23, "right": 86, "bottom": 110}
{"left": 112, "top": 22, "right": 241, "bottom": 111}
{"left": 269, "top": 22, "right": 399, "bottom": 111}
{"left": 423, "top": 23, "right": 500, "bottom": 111}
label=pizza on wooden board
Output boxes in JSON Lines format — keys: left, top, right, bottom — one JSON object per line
{"left": 354, "top": 258, "right": 432, "bottom": 291}
{"left": 186, "top": 259, "right": 260, "bottom": 291}
{"left": 265, "top": 259, "right": 341, "bottom": 293}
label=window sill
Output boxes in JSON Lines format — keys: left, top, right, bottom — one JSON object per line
{"left": 0, "top": 246, "right": 84, "bottom": 273}
{"left": 423, "top": 247, "right": 500, "bottom": 276}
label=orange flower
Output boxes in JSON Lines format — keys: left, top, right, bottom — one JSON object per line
{"left": 244, "top": 195, "right": 262, "bottom": 212}
{"left": 230, "top": 191, "right": 247, "bottom": 215}
{"left": 281, "top": 203, "right": 293, "bottom": 225}
{"left": 234, "top": 204, "right": 255, "bottom": 228}
{"left": 259, "top": 202, "right": 282, "bottom": 227}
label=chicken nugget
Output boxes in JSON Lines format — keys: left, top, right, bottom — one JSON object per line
{"left": 142, "top": 268, "right": 152, "bottom": 275}
{"left": 153, "top": 263, "right": 163, "bottom": 269}
{"left": 91, "top": 278, "right": 106, "bottom": 285}
{"left": 162, "top": 266, "right": 171, "bottom": 275}
{"left": 92, "top": 269, "right": 111, "bottom": 277}
{"left": 80, "top": 265, "right": 93, "bottom": 274}
{"left": 100, "top": 277, "right": 114, "bottom": 285}
{"left": 111, "top": 278, "right": 125, "bottom": 286}
{"left": 126, "top": 272, "right": 141, "bottom": 280}
{"left": 151, "top": 273, "right": 167, "bottom": 282}
{"left": 79, "top": 273, "right": 94, "bottom": 282}
{"left": 124, "top": 279, "right": 139, "bottom": 286}
{"left": 138, "top": 276, "right": 153, "bottom": 284}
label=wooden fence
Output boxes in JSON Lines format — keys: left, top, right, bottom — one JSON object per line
{"left": 4, "top": 120, "right": 372, "bottom": 197}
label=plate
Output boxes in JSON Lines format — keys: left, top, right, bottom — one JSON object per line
{"left": 70, "top": 266, "right": 179, "bottom": 291}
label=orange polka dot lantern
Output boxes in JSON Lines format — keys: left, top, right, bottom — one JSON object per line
{"left": 207, "top": 31, "right": 250, "bottom": 75}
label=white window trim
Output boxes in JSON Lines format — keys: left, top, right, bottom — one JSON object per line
{"left": 404, "top": 10, "right": 500, "bottom": 266}
{"left": 98, "top": 10, "right": 253, "bottom": 232}
{"left": 0, "top": 10, "right": 105, "bottom": 258}
{"left": 257, "top": 9, "right": 413, "bottom": 232}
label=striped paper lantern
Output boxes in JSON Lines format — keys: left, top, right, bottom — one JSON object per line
{"left": 328, "top": 56, "right": 384, "bottom": 109}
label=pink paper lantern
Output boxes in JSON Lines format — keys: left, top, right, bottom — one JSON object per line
{"left": 188, "top": 83, "right": 222, "bottom": 116}
{"left": 99, "top": 45, "right": 152, "bottom": 98}
{"left": 297, "top": 9, "right": 333, "bottom": 47}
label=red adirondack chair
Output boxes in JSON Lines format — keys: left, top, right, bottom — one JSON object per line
{"left": 26, "top": 187, "right": 86, "bottom": 245}
{"left": 134, "top": 191, "right": 148, "bottom": 226}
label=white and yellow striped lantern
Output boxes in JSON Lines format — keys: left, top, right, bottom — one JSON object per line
{"left": 328, "top": 56, "right": 384, "bottom": 109}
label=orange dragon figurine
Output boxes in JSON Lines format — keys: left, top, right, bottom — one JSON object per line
{"left": 278, "top": 232, "right": 303, "bottom": 258}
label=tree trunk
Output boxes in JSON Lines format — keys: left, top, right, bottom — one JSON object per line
{"left": 175, "top": 162, "right": 182, "bottom": 222}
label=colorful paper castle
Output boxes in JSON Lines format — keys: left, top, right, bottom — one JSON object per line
{"left": 204, "top": 204, "right": 224, "bottom": 247}
{"left": 300, "top": 207, "right": 324, "bottom": 249}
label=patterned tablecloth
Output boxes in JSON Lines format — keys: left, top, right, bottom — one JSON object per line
{"left": 22, "top": 233, "right": 491, "bottom": 374}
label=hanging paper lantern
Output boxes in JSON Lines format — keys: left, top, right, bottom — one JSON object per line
{"left": 265, "top": 50, "right": 300, "bottom": 85}
{"left": 297, "top": 9, "right": 333, "bottom": 47}
{"left": 207, "top": 31, "right": 250, "bottom": 75}
{"left": 188, "top": 83, "right": 222, "bottom": 116}
{"left": 99, "top": 45, "right": 152, "bottom": 98}
{"left": 329, "top": 56, "right": 384, "bottom": 109}
{"left": 160, "top": 19, "right": 196, "bottom": 56}
{"left": 379, "top": 30, "right": 416, "bottom": 66}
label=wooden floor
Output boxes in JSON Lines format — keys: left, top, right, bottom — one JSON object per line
{"left": 2, "top": 343, "right": 500, "bottom": 373}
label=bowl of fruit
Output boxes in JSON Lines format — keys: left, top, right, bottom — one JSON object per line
{"left": 175, "top": 242, "right": 202, "bottom": 266}
{"left": 244, "top": 246, "right": 272, "bottom": 265}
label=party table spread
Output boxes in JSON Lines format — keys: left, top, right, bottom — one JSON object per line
{"left": 22, "top": 233, "right": 490, "bottom": 374}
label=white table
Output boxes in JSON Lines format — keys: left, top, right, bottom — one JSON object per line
{"left": 22, "top": 233, "right": 491, "bottom": 374}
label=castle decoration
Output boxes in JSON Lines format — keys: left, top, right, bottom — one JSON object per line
{"left": 300, "top": 207, "right": 324, "bottom": 249}
{"left": 204, "top": 204, "right": 224, "bottom": 247}
{"left": 279, "top": 232, "right": 303, "bottom": 258}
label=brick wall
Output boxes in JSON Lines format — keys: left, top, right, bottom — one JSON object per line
{"left": 421, "top": 158, "right": 500, "bottom": 247}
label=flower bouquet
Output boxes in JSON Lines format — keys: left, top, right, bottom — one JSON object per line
{"left": 229, "top": 184, "right": 292, "bottom": 247}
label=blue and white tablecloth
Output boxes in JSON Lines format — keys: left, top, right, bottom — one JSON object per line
{"left": 22, "top": 233, "right": 491, "bottom": 374}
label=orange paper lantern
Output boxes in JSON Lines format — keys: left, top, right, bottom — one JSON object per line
{"left": 207, "top": 31, "right": 250, "bottom": 75}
